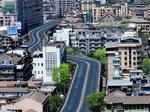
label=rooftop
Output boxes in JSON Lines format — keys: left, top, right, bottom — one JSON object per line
{"left": 105, "top": 91, "right": 150, "bottom": 104}
{"left": 17, "top": 91, "right": 48, "bottom": 103}
{"left": 0, "top": 87, "right": 29, "bottom": 93}
{"left": 107, "top": 80, "right": 133, "bottom": 87}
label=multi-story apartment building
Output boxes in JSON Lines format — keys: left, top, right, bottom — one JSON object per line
{"left": 106, "top": 37, "right": 142, "bottom": 79}
{"left": 55, "top": 0, "right": 74, "bottom": 17}
{"left": 32, "top": 42, "right": 66, "bottom": 83}
{"left": 70, "top": 28, "right": 123, "bottom": 53}
{"left": 43, "top": 0, "right": 56, "bottom": 23}
{"left": 16, "top": 0, "right": 43, "bottom": 35}
{"left": 129, "top": 17, "right": 150, "bottom": 33}
{"left": 107, "top": 51, "right": 122, "bottom": 80}
{"left": 81, "top": 1, "right": 132, "bottom": 23}
{"left": 0, "top": 12, "right": 16, "bottom": 26}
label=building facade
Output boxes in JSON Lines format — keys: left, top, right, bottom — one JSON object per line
{"left": 16, "top": 0, "right": 43, "bottom": 35}
{"left": 106, "top": 37, "right": 142, "bottom": 79}
{"left": 32, "top": 43, "right": 66, "bottom": 83}
{"left": 0, "top": 12, "right": 16, "bottom": 26}
{"left": 70, "top": 28, "right": 122, "bottom": 54}
{"left": 55, "top": 0, "right": 74, "bottom": 17}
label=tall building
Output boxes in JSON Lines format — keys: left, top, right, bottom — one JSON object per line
{"left": 55, "top": 0, "right": 74, "bottom": 17}
{"left": 32, "top": 42, "right": 66, "bottom": 83}
{"left": 106, "top": 37, "right": 142, "bottom": 79}
{"left": 16, "top": 0, "right": 43, "bottom": 35}
{"left": 43, "top": 0, "right": 56, "bottom": 23}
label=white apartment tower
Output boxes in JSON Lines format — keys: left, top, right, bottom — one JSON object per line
{"left": 32, "top": 46, "right": 61, "bottom": 83}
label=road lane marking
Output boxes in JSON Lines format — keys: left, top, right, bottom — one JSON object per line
{"left": 76, "top": 60, "right": 90, "bottom": 112}
{"left": 60, "top": 60, "right": 79, "bottom": 112}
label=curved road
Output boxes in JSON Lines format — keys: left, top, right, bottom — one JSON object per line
{"left": 26, "top": 20, "right": 101, "bottom": 112}
{"left": 61, "top": 55, "right": 101, "bottom": 112}
{"left": 28, "top": 20, "right": 60, "bottom": 53}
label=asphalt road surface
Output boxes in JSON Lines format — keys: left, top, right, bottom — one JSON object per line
{"left": 61, "top": 55, "right": 101, "bottom": 112}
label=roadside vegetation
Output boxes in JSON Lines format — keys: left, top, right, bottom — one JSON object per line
{"left": 50, "top": 63, "right": 75, "bottom": 112}
{"left": 141, "top": 58, "right": 150, "bottom": 76}
{"left": 1, "top": 1, "right": 15, "bottom": 13}
{"left": 86, "top": 91, "right": 106, "bottom": 112}
{"left": 90, "top": 48, "right": 107, "bottom": 64}
{"left": 88, "top": 48, "right": 107, "bottom": 77}
{"left": 52, "top": 63, "right": 70, "bottom": 94}
{"left": 66, "top": 47, "right": 80, "bottom": 55}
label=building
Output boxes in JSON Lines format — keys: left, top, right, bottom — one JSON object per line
{"left": 0, "top": 49, "right": 33, "bottom": 81}
{"left": 0, "top": 34, "right": 18, "bottom": 48}
{"left": 106, "top": 37, "right": 142, "bottom": 79}
{"left": 0, "top": 12, "right": 16, "bottom": 26}
{"left": 107, "top": 51, "right": 122, "bottom": 80}
{"left": 53, "top": 28, "right": 72, "bottom": 47}
{"left": 128, "top": 17, "right": 150, "bottom": 33}
{"left": 43, "top": 0, "right": 56, "bottom": 23}
{"left": 107, "top": 80, "right": 133, "bottom": 93}
{"left": 105, "top": 90, "right": 150, "bottom": 112}
{"left": 0, "top": 87, "right": 29, "bottom": 100}
{"left": 55, "top": 0, "right": 74, "bottom": 17}
{"left": 81, "top": 0, "right": 94, "bottom": 23}
{"left": 129, "top": 4, "right": 150, "bottom": 18}
{"left": 32, "top": 43, "right": 66, "bottom": 83}
{"left": 1, "top": 91, "right": 49, "bottom": 112}
{"left": 70, "top": 27, "right": 123, "bottom": 54}
{"left": 16, "top": 0, "right": 43, "bottom": 35}
{"left": 81, "top": 2, "right": 132, "bottom": 23}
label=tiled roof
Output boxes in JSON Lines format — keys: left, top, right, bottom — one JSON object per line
{"left": 105, "top": 91, "right": 150, "bottom": 104}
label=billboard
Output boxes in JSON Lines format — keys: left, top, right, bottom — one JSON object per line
{"left": 7, "top": 26, "right": 18, "bottom": 35}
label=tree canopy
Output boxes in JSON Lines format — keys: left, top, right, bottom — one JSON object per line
{"left": 52, "top": 63, "right": 70, "bottom": 93}
{"left": 92, "top": 48, "right": 107, "bottom": 64}
{"left": 2, "top": 1, "right": 15, "bottom": 13}
{"left": 86, "top": 91, "right": 106, "bottom": 112}
{"left": 48, "top": 95, "right": 63, "bottom": 112}
{"left": 142, "top": 58, "right": 150, "bottom": 75}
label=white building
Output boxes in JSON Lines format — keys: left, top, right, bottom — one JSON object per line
{"left": 53, "top": 28, "right": 72, "bottom": 47}
{"left": 32, "top": 46, "right": 62, "bottom": 83}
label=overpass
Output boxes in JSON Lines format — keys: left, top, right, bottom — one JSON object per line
{"left": 27, "top": 20, "right": 60, "bottom": 53}
{"left": 26, "top": 20, "right": 101, "bottom": 112}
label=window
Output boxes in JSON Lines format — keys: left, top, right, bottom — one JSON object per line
{"left": 133, "top": 57, "right": 136, "bottom": 60}
{"left": 133, "top": 51, "right": 136, "bottom": 55}
{"left": 119, "top": 52, "right": 121, "bottom": 55}
{"left": 124, "top": 52, "right": 127, "bottom": 55}
{"left": 38, "top": 71, "right": 40, "bottom": 74}
{"left": 133, "top": 62, "right": 136, "bottom": 65}
{"left": 41, "top": 63, "right": 43, "bottom": 66}
{"left": 124, "top": 57, "right": 127, "bottom": 60}
{"left": 125, "top": 62, "right": 127, "bottom": 66}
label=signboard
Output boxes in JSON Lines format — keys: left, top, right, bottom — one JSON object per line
{"left": 15, "top": 22, "right": 22, "bottom": 30}
{"left": 7, "top": 26, "right": 18, "bottom": 35}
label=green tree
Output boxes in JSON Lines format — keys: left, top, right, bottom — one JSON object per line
{"left": 48, "top": 95, "right": 63, "bottom": 112}
{"left": 86, "top": 91, "right": 106, "bottom": 112}
{"left": 66, "top": 48, "right": 74, "bottom": 54}
{"left": 93, "top": 48, "right": 107, "bottom": 64}
{"left": 52, "top": 64, "right": 70, "bottom": 94}
{"left": 142, "top": 58, "right": 150, "bottom": 75}
{"left": 2, "top": 1, "right": 15, "bottom": 13}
